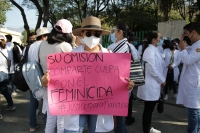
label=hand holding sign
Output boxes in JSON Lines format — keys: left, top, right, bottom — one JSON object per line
{"left": 47, "top": 52, "right": 131, "bottom": 116}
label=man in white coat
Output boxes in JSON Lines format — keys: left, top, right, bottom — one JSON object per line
{"left": 176, "top": 22, "right": 200, "bottom": 133}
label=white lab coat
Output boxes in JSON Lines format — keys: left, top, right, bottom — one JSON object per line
{"left": 163, "top": 49, "right": 181, "bottom": 82}
{"left": 64, "top": 44, "right": 114, "bottom": 132}
{"left": 137, "top": 44, "right": 165, "bottom": 101}
{"left": 176, "top": 40, "right": 200, "bottom": 109}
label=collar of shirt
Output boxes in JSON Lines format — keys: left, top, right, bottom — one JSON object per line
{"left": 115, "top": 38, "right": 127, "bottom": 46}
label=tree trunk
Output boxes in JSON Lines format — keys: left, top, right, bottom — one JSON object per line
{"left": 30, "top": 0, "right": 43, "bottom": 32}
{"left": 43, "top": 0, "right": 49, "bottom": 27}
{"left": 10, "top": 0, "right": 30, "bottom": 43}
{"left": 197, "top": 0, "right": 200, "bottom": 11}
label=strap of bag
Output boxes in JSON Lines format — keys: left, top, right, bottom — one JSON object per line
{"left": 127, "top": 43, "right": 134, "bottom": 61}
{"left": 0, "top": 51, "right": 8, "bottom": 61}
{"left": 22, "top": 45, "right": 30, "bottom": 63}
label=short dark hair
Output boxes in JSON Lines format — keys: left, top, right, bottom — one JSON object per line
{"left": 183, "top": 22, "right": 200, "bottom": 35}
{"left": 47, "top": 26, "right": 72, "bottom": 44}
{"left": 163, "top": 40, "right": 171, "bottom": 49}
{"left": 29, "top": 32, "right": 36, "bottom": 37}
{"left": 5, "top": 34, "right": 12, "bottom": 41}
{"left": 142, "top": 31, "right": 159, "bottom": 56}
{"left": 36, "top": 34, "right": 48, "bottom": 41}
{"left": 115, "top": 22, "right": 129, "bottom": 38}
{"left": 128, "top": 36, "right": 137, "bottom": 43}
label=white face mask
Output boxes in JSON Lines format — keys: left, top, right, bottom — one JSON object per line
{"left": 82, "top": 36, "right": 100, "bottom": 49}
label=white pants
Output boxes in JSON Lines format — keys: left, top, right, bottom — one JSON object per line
{"left": 45, "top": 105, "right": 64, "bottom": 133}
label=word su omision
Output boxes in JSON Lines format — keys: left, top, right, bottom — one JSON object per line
{"left": 48, "top": 53, "right": 104, "bottom": 64}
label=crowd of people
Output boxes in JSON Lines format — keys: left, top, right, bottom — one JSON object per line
{"left": 0, "top": 16, "right": 200, "bottom": 133}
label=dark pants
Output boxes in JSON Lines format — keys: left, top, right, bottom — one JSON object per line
{"left": 126, "top": 92, "right": 133, "bottom": 119}
{"left": 143, "top": 101, "right": 158, "bottom": 133}
{"left": 8, "top": 74, "right": 17, "bottom": 92}
{"left": 114, "top": 116, "right": 127, "bottom": 133}
{"left": 29, "top": 91, "right": 39, "bottom": 128}
{"left": 164, "top": 69, "right": 177, "bottom": 95}
{"left": 0, "top": 80, "right": 14, "bottom": 107}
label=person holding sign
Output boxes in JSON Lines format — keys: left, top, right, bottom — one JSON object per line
{"left": 38, "top": 19, "right": 73, "bottom": 133}
{"left": 137, "top": 31, "right": 166, "bottom": 133}
{"left": 42, "top": 16, "right": 134, "bottom": 133}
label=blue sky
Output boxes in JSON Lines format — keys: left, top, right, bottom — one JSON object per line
{"left": 4, "top": 6, "right": 38, "bottom": 29}
{"left": 4, "top": 0, "right": 51, "bottom": 30}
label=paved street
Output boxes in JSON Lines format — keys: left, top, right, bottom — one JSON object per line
{"left": 0, "top": 90, "right": 187, "bottom": 133}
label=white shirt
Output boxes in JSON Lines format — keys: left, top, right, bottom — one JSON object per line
{"left": 176, "top": 40, "right": 200, "bottom": 109}
{"left": 0, "top": 48, "right": 11, "bottom": 73}
{"left": 6, "top": 42, "right": 14, "bottom": 73}
{"left": 158, "top": 45, "right": 164, "bottom": 54}
{"left": 137, "top": 44, "right": 165, "bottom": 101}
{"left": 163, "top": 49, "right": 181, "bottom": 81}
{"left": 138, "top": 45, "right": 143, "bottom": 56}
{"left": 28, "top": 40, "right": 43, "bottom": 62}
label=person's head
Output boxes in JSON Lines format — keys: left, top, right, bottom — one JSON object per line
{"left": 183, "top": 22, "right": 200, "bottom": 44}
{"left": 72, "top": 16, "right": 110, "bottom": 50}
{"left": 48, "top": 19, "right": 73, "bottom": 45}
{"left": 5, "top": 34, "right": 12, "bottom": 42}
{"left": 112, "top": 22, "right": 129, "bottom": 42}
{"left": 163, "top": 40, "right": 170, "bottom": 49}
{"left": 0, "top": 34, "right": 7, "bottom": 49}
{"left": 142, "top": 31, "right": 161, "bottom": 56}
{"left": 36, "top": 27, "right": 50, "bottom": 41}
{"left": 173, "top": 38, "right": 180, "bottom": 44}
{"left": 128, "top": 36, "right": 138, "bottom": 46}
{"left": 28, "top": 32, "right": 36, "bottom": 45}
{"left": 168, "top": 42, "right": 176, "bottom": 51}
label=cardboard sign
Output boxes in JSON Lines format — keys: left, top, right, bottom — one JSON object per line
{"left": 47, "top": 52, "right": 131, "bottom": 116}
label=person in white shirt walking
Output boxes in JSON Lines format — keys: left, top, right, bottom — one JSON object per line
{"left": 176, "top": 22, "right": 200, "bottom": 133}
{"left": 26, "top": 27, "right": 49, "bottom": 132}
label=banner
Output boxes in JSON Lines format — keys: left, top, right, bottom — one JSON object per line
{"left": 47, "top": 52, "right": 131, "bottom": 116}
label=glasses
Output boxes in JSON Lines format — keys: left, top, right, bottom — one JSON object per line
{"left": 85, "top": 30, "right": 101, "bottom": 38}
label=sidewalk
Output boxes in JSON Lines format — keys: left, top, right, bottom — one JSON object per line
{"left": 0, "top": 90, "right": 187, "bottom": 133}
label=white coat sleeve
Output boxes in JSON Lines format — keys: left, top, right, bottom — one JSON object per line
{"left": 145, "top": 51, "right": 165, "bottom": 84}
{"left": 179, "top": 49, "right": 200, "bottom": 65}
{"left": 172, "top": 51, "right": 181, "bottom": 68}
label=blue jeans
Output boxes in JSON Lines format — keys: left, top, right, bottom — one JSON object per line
{"left": 64, "top": 115, "right": 101, "bottom": 133}
{"left": 185, "top": 107, "right": 200, "bottom": 133}
{"left": 29, "top": 91, "right": 39, "bottom": 128}
{"left": 0, "top": 80, "right": 14, "bottom": 106}
{"left": 8, "top": 74, "right": 17, "bottom": 92}
{"left": 114, "top": 116, "right": 127, "bottom": 133}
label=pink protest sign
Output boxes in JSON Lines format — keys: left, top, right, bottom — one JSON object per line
{"left": 47, "top": 52, "right": 131, "bottom": 116}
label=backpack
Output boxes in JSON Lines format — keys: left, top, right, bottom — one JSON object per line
{"left": 13, "top": 45, "right": 21, "bottom": 64}
{"left": 22, "top": 44, "right": 45, "bottom": 99}
{"left": 22, "top": 60, "right": 44, "bottom": 99}
{"left": 13, "top": 46, "right": 30, "bottom": 92}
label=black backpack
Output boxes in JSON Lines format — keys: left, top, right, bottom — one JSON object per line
{"left": 13, "top": 45, "right": 21, "bottom": 64}
{"left": 13, "top": 46, "right": 30, "bottom": 92}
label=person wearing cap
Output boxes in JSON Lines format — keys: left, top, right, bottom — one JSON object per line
{"left": 26, "top": 27, "right": 50, "bottom": 132}
{"left": 37, "top": 19, "right": 73, "bottom": 133}
{"left": 0, "top": 34, "right": 16, "bottom": 115}
{"left": 41, "top": 16, "right": 134, "bottom": 133}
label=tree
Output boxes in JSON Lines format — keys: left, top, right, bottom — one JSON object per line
{"left": 0, "top": 0, "right": 11, "bottom": 25}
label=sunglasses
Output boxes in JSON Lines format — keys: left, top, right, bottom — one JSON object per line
{"left": 85, "top": 30, "right": 101, "bottom": 38}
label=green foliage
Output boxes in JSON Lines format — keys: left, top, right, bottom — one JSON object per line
{"left": 0, "top": 0, "right": 11, "bottom": 25}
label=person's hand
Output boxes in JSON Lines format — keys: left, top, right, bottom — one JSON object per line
{"left": 125, "top": 78, "right": 134, "bottom": 90}
{"left": 41, "top": 70, "right": 50, "bottom": 87}
{"left": 179, "top": 35, "right": 188, "bottom": 50}
{"left": 161, "top": 81, "right": 166, "bottom": 87}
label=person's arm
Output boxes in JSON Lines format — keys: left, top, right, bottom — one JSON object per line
{"left": 179, "top": 48, "right": 200, "bottom": 65}
{"left": 172, "top": 51, "right": 181, "bottom": 68}
{"left": 61, "top": 42, "right": 73, "bottom": 52}
{"left": 129, "top": 44, "right": 139, "bottom": 60}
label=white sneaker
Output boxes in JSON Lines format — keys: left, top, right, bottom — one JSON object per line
{"left": 150, "top": 127, "right": 161, "bottom": 133}
{"left": 174, "top": 94, "right": 177, "bottom": 99}
{"left": 164, "top": 94, "right": 168, "bottom": 101}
